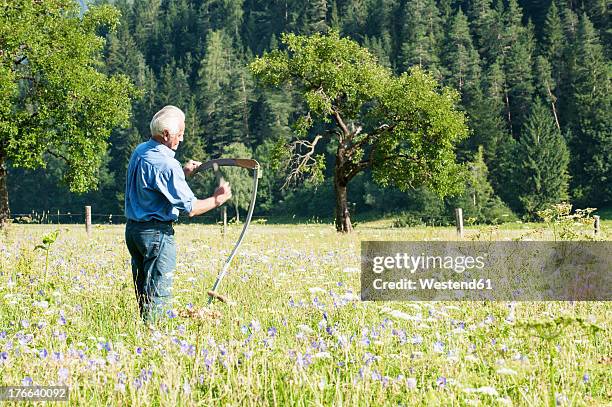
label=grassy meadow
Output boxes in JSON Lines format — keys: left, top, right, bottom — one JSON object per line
{"left": 0, "top": 221, "right": 610, "bottom": 406}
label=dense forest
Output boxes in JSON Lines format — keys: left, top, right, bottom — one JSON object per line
{"left": 8, "top": 0, "right": 611, "bottom": 224}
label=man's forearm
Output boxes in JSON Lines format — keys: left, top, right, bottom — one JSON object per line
{"left": 188, "top": 197, "right": 220, "bottom": 217}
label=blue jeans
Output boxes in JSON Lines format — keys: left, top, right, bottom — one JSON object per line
{"left": 125, "top": 221, "right": 176, "bottom": 323}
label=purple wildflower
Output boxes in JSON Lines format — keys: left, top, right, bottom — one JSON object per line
{"left": 436, "top": 376, "right": 447, "bottom": 387}
{"left": 267, "top": 327, "right": 277, "bottom": 337}
{"left": 583, "top": 373, "right": 590, "bottom": 383}
{"left": 166, "top": 310, "right": 176, "bottom": 319}
{"left": 58, "top": 368, "right": 69, "bottom": 383}
{"left": 39, "top": 348, "right": 48, "bottom": 358}
{"left": 22, "top": 376, "right": 33, "bottom": 386}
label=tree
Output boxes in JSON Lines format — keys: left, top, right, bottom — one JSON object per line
{"left": 398, "top": 0, "right": 442, "bottom": 78}
{"left": 250, "top": 32, "right": 468, "bottom": 232}
{"left": 515, "top": 100, "right": 570, "bottom": 217}
{"left": 566, "top": 14, "right": 611, "bottom": 206}
{"left": 0, "top": 1, "right": 135, "bottom": 223}
{"left": 447, "top": 146, "right": 515, "bottom": 224}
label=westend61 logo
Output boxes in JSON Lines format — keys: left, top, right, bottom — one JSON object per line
{"left": 361, "top": 242, "right": 611, "bottom": 301}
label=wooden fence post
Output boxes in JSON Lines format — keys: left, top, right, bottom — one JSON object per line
{"left": 455, "top": 208, "right": 464, "bottom": 238}
{"left": 594, "top": 215, "right": 600, "bottom": 236}
{"left": 85, "top": 206, "right": 91, "bottom": 237}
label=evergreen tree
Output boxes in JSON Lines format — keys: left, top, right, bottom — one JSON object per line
{"left": 515, "top": 100, "right": 570, "bottom": 217}
{"left": 305, "top": 0, "right": 329, "bottom": 34}
{"left": 502, "top": 7, "right": 536, "bottom": 136}
{"left": 399, "top": 0, "right": 442, "bottom": 78}
{"left": 468, "top": 0, "right": 504, "bottom": 64}
{"left": 566, "top": 14, "right": 611, "bottom": 206}
{"left": 448, "top": 146, "right": 515, "bottom": 223}
{"left": 441, "top": 9, "right": 481, "bottom": 101}
{"left": 534, "top": 56, "right": 561, "bottom": 130}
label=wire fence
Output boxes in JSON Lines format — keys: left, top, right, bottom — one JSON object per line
{"left": 9, "top": 210, "right": 303, "bottom": 225}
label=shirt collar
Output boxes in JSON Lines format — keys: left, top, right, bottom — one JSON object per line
{"left": 148, "top": 138, "right": 176, "bottom": 158}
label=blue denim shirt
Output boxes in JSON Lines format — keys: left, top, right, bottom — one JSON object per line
{"left": 125, "top": 139, "right": 196, "bottom": 222}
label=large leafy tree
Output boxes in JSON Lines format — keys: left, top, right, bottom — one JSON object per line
{"left": 0, "top": 0, "right": 134, "bottom": 223}
{"left": 250, "top": 31, "right": 468, "bottom": 232}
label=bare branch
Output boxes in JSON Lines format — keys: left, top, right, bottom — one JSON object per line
{"left": 332, "top": 110, "right": 350, "bottom": 139}
{"left": 282, "top": 134, "right": 323, "bottom": 189}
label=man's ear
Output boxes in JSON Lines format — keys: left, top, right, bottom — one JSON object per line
{"left": 162, "top": 129, "right": 170, "bottom": 142}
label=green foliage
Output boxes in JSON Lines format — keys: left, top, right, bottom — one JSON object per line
{"left": 566, "top": 14, "right": 611, "bottom": 207}
{"left": 537, "top": 202, "right": 598, "bottom": 241}
{"left": 448, "top": 147, "right": 516, "bottom": 224}
{"left": 0, "top": 0, "right": 136, "bottom": 193}
{"left": 515, "top": 100, "right": 570, "bottom": 218}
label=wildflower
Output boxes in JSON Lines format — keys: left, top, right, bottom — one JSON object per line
{"left": 249, "top": 320, "right": 261, "bottom": 332}
{"left": 38, "top": 348, "right": 48, "bottom": 358}
{"left": 160, "top": 383, "right": 168, "bottom": 393}
{"left": 58, "top": 368, "right": 69, "bottom": 383}
{"left": 267, "top": 326, "right": 277, "bottom": 337}
{"left": 133, "top": 378, "right": 142, "bottom": 389}
{"left": 496, "top": 367, "right": 518, "bottom": 375}
{"left": 583, "top": 373, "right": 589, "bottom": 383}
{"left": 21, "top": 320, "right": 29, "bottom": 329}
{"left": 22, "top": 376, "right": 33, "bottom": 386}
{"left": 433, "top": 341, "right": 444, "bottom": 353}
{"left": 412, "top": 335, "right": 423, "bottom": 345}
{"left": 295, "top": 352, "right": 312, "bottom": 369}
{"left": 97, "top": 342, "right": 111, "bottom": 352}
{"left": 406, "top": 377, "right": 417, "bottom": 389}
{"left": 135, "top": 347, "right": 143, "bottom": 356}
{"left": 436, "top": 377, "right": 447, "bottom": 387}
{"left": 0, "top": 352, "right": 8, "bottom": 363}
{"left": 166, "top": 309, "right": 177, "bottom": 319}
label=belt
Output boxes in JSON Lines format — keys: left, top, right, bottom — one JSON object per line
{"left": 127, "top": 218, "right": 174, "bottom": 225}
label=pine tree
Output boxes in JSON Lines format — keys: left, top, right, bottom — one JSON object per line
{"left": 468, "top": 0, "right": 504, "bottom": 64}
{"left": 399, "top": 0, "right": 442, "bottom": 78}
{"left": 448, "top": 146, "right": 515, "bottom": 223}
{"left": 441, "top": 9, "right": 481, "bottom": 101}
{"left": 566, "top": 14, "right": 611, "bottom": 206}
{"left": 502, "top": 3, "right": 535, "bottom": 137}
{"left": 534, "top": 56, "right": 561, "bottom": 131}
{"left": 305, "top": 0, "right": 329, "bottom": 34}
{"left": 515, "top": 100, "right": 570, "bottom": 217}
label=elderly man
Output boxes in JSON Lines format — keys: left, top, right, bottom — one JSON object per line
{"left": 125, "top": 105, "right": 232, "bottom": 323}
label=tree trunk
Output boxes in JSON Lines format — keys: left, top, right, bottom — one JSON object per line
{"left": 333, "top": 162, "right": 352, "bottom": 233}
{"left": 235, "top": 203, "right": 240, "bottom": 223}
{"left": 0, "top": 150, "right": 10, "bottom": 226}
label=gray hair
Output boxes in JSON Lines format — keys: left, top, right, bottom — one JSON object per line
{"left": 150, "top": 105, "right": 185, "bottom": 137}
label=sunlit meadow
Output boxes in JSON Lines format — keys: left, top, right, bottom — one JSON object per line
{"left": 0, "top": 221, "right": 610, "bottom": 406}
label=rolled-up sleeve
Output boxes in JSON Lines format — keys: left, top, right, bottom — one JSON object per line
{"left": 157, "top": 164, "right": 197, "bottom": 214}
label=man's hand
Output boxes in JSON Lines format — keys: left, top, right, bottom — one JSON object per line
{"left": 183, "top": 160, "right": 202, "bottom": 177}
{"left": 213, "top": 181, "right": 232, "bottom": 207}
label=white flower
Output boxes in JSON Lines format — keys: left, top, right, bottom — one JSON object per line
{"left": 463, "top": 386, "right": 499, "bottom": 396}
{"left": 496, "top": 367, "right": 518, "bottom": 376}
